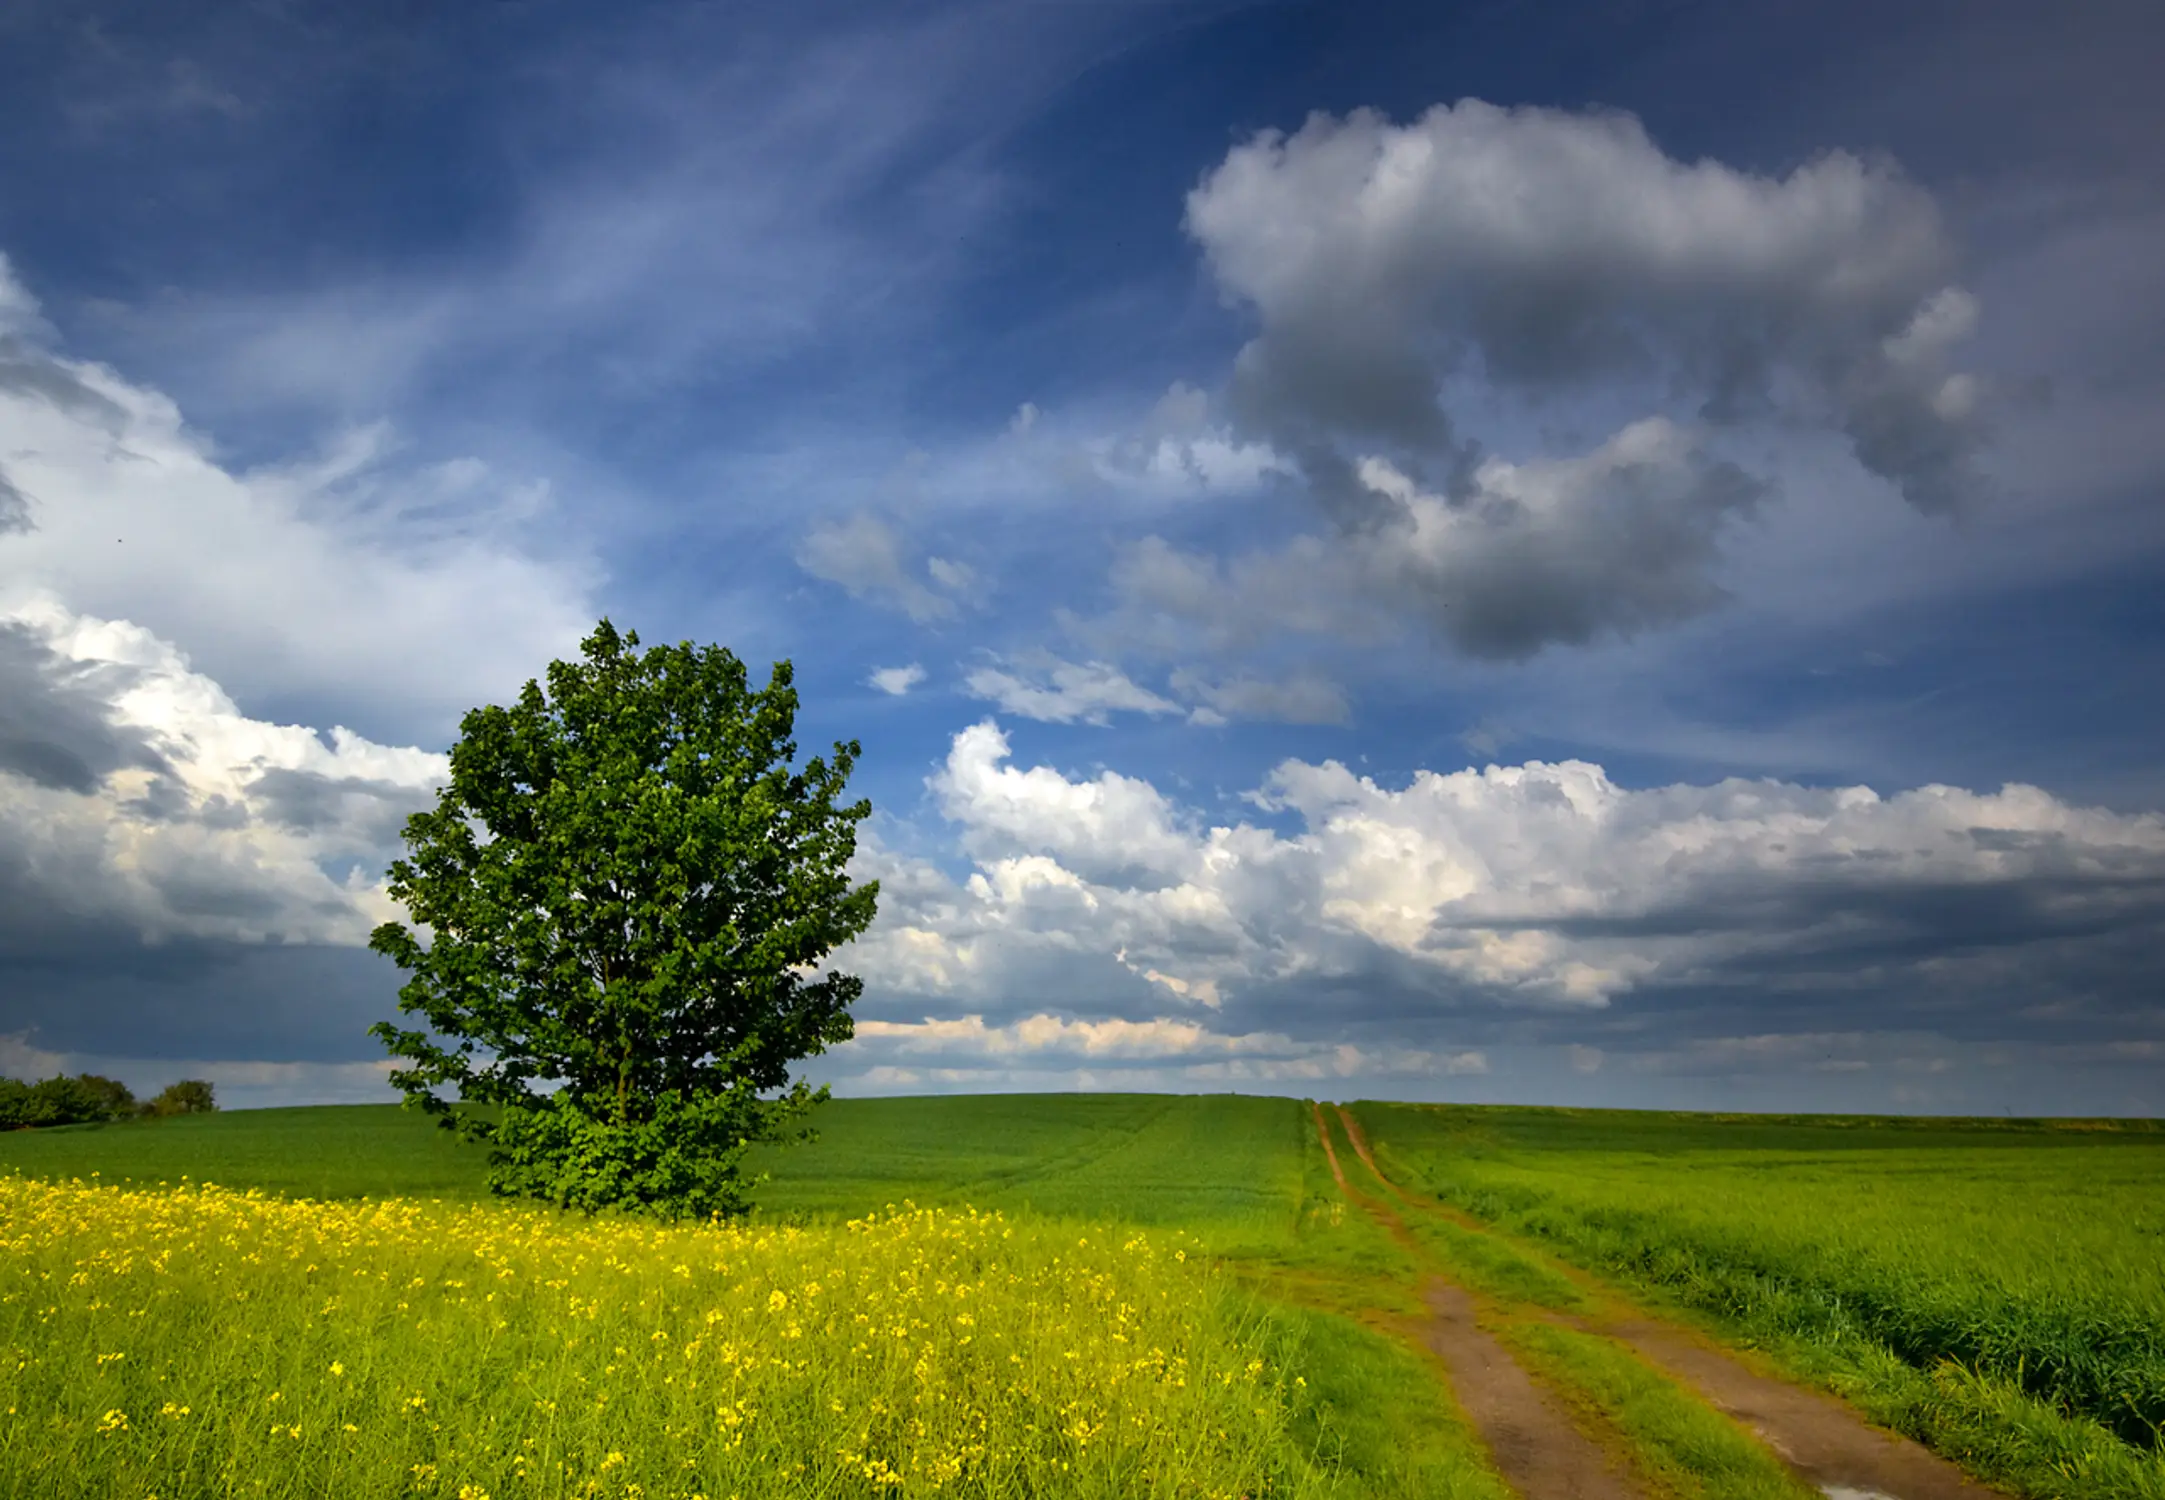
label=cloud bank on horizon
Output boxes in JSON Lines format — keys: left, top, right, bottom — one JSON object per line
{"left": 1, "top": 0, "right": 2161, "bottom": 1113}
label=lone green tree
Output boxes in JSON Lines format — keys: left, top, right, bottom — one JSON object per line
{"left": 369, "top": 620, "right": 877, "bottom": 1219}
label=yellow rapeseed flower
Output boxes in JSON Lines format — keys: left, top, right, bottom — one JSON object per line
{"left": 1, "top": 1177, "right": 1300, "bottom": 1500}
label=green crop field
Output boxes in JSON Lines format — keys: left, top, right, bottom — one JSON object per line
{"left": 6, "top": 1095, "right": 2165, "bottom": 1500}
{"left": 0, "top": 1103, "right": 496, "bottom": 1203}
{"left": 0, "top": 1094, "right": 1310, "bottom": 1234}
{"left": 1353, "top": 1101, "right": 2165, "bottom": 1497}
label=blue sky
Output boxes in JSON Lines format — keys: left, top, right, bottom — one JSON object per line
{"left": 2, "top": 0, "right": 2162, "bottom": 1113}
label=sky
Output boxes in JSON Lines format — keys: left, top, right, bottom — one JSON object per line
{"left": 2, "top": 0, "right": 2162, "bottom": 1114}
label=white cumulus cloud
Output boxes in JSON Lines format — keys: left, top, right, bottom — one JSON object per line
{"left": 833, "top": 1011, "right": 1485, "bottom": 1087}
{"left": 0, "top": 596, "right": 445, "bottom": 951}
{"left": 1153, "top": 99, "right": 1993, "bottom": 664}
{"left": 0, "top": 285, "right": 597, "bottom": 737}
{"left": 868, "top": 663, "right": 926, "bottom": 696}
{"left": 838, "top": 721, "right": 2165, "bottom": 1037}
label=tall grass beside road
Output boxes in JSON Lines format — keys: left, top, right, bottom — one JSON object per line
{"left": 1355, "top": 1101, "right": 2165, "bottom": 1499}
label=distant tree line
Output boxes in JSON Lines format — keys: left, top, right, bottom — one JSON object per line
{"left": 0, "top": 1074, "right": 217, "bottom": 1129}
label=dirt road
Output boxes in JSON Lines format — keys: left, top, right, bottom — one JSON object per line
{"left": 1311, "top": 1102, "right": 1647, "bottom": 1499}
{"left": 1317, "top": 1103, "right": 2010, "bottom": 1500}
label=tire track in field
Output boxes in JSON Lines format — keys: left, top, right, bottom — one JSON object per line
{"left": 1333, "top": 1106, "right": 2011, "bottom": 1500}
{"left": 1310, "top": 1102, "right": 1647, "bottom": 1500}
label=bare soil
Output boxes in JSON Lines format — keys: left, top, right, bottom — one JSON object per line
{"left": 1423, "top": 1277, "right": 1649, "bottom": 1500}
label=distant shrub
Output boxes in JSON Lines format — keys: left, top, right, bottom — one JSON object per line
{"left": 77, "top": 1073, "right": 139, "bottom": 1119}
{"left": 0, "top": 1073, "right": 211, "bottom": 1128}
{"left": 27, "top": 1075, "right": 115, "bottom": 1127}
{"left": 145, "top": 1079, "right": 217, "bottom": 1117}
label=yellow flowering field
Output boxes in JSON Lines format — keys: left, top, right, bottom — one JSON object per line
{"left": 0, "top": 1174, "right": 1322, "bottom": 1500}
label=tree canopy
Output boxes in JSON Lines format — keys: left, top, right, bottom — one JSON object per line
{"left": 369, "top": 620, "right": 878, "bottom": 1218}
{"left": 0, "top": 1074, "right": 215, "bottom": 1129}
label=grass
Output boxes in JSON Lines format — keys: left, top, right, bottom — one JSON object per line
{"left": 751, "top": 1094, "right": 1310, "bottom": 1240}
{"left": 1496, "top": 1322, "right": 1816, "bottom": 1500}
{"left": 14, "top": 1093, "right": 2160, "bottom": 1499}
{"left": 0, "top": 1095, "right": 1503, "bottom": 1499}
{"left": 0, "top": 1095, "right": 1308, "bottom": 1235}
{"left": 1354, "top": 1100, "right": 2165, "bottom": 1500}
{"left": 1262, "top": 1306, "right": 1511, "bottom": 1500}
{"left": 0, "top": 1105, "right": 493, "bottom": 1203}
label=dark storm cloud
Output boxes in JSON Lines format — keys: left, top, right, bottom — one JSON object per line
{"left": 0, "top": 603, "right": 448, "bottom": 1074}
{"left": 246, "top": 765, "right": 430, "bottom": 842}
{"left": 1523, "top": 858, "right": 2165, "bottom": 951}
{"left": 1189, "top": 101, "right": 1983, "bottom": 515}
{"left": 1393, "top": 440, "right": 1771, "bottom": 661}
{"left": 1163, "top": 99, "right": 1992, "bottom": 661}
{"left": 1098, "top": 422, "right": 1770, "bottom": 662}
{"left": 1211, "top": 877, "right": 2165, "bottom": 1061}
{"left": 1, "top": 940, "right": 402, "bottom": 1063}
{"left": 0, "top": 620, "right": 168, "bottom": 793}
{"left": 0, "top": 802, "right": 342, "bottom": 972}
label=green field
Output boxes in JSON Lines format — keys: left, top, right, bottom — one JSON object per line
{"left": 0, "top": 1094, "right": 1307, "bottom": 1238}
{"left": 1354, "top": 1102, "right": 2165, "bottom": 1494}
{"left": 0, "top": 1094, "right": 1307, "bottom": 1224}
{"left": 6, "top": 1095, "right": 2165, "bottom": 1500}
{"left": 0, "top": 1095, "right": 1505, "bottom": 1500}
{"left": 0, "top": 1102, "right": 495, "bottom": 1202}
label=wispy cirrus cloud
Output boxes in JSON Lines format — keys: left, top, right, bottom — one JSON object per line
{"left": 798, "top": 513, "right": 977, "bottom": 624}
{"left": 961, "top": 653, "right": 1180, "bottom": 726}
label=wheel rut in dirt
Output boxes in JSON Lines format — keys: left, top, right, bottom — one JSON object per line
{"left": 1330, "top": 1106, "right": 2011, "bottom": 1500}
{"left": 1310, "top": 1103, "right": 1647, "bottom": 1500}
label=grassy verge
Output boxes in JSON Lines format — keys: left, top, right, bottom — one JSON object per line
{"left": 1326, "top": 1107, "right": 1827, "bottom": 1498}
{"left": 1231, "top": 1111, "right": 1508, "bottom": 1498}
{"left": 1708, "top": 1313, "right": 2165, "bottom": 1500}
{"left": 1395, "top": 1210, "right": 1588, "bottom": 1315}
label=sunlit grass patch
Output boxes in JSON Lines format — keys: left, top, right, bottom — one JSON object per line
{"left": 0, "top": 1174, "right": 1326, "bottom": 1499}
